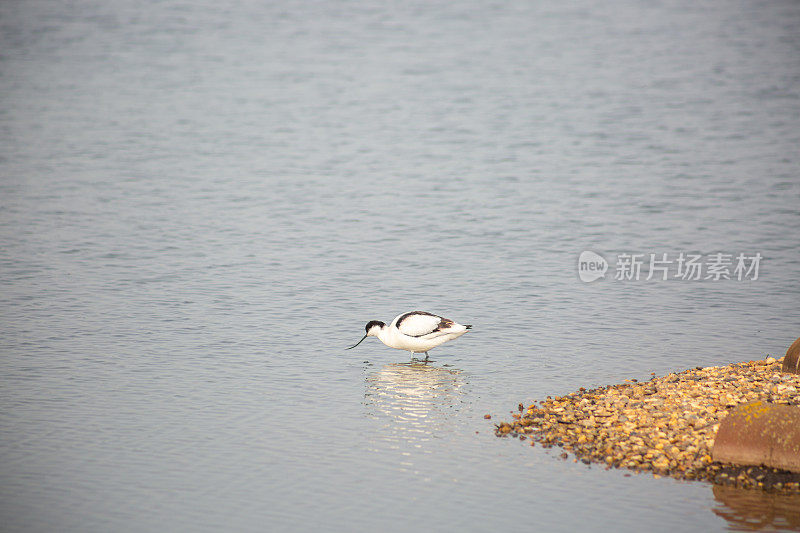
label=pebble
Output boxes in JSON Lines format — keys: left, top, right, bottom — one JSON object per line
{"left": 494, "top": 358, "right": 800, "bottom": 492}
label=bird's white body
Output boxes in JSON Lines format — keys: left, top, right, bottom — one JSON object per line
{"left": 379, "top": 312, "right": 470, "bottom": 352}
{"left": 347, "top": 311, "right": 472, "bottom": 358}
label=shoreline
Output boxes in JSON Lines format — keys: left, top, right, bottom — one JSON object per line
{"left": 494, "top": 357, "right": 800, "bottom": 492}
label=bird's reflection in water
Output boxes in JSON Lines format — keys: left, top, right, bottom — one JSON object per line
{"left": 711, "top": 484, "right": 800, "bottom": 531}
{"left": 364, "top": 362, "right": 468, "bottom": 445}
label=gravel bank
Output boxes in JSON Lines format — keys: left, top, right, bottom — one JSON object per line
{"left": 494, "top": 358, "right": 800, "bottom": 492}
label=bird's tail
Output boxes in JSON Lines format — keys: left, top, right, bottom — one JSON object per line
{"left": 464, "top": 325, "right": 472, "bottom": 329}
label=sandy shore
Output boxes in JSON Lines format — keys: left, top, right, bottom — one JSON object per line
{"left": 494, "top": 357, "right": 800, "bottom": 492}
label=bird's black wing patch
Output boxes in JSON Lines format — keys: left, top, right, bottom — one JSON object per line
{"left": 396, "top": 311, "right": 434, "bottom": 328}
{"left": 397, "top": 311, "right": 452, "bottom": 337}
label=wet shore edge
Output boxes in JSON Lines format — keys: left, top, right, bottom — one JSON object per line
{"left": 493, "top": 357, "right": 800, "bottom": 492}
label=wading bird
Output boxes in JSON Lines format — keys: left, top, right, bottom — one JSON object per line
{"left": 347, "top": 311, "right": 472, "bottom": 361}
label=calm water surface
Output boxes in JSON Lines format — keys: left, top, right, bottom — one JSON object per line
{"left": 1, "top": 0, "right": 799, "bottom": 531}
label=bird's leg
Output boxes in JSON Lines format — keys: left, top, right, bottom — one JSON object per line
{"left": 424, "top": 352, "right": 430, "bottom": 362}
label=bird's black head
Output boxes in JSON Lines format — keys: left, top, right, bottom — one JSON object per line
{"left": 365, "top": 320, "right": 386, "bottom": 333}
{"left": 346, "top": 320, "right": 386, "bottom": 350}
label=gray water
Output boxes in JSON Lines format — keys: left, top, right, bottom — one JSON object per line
{"left": 1, "top": 0, "right": 800, "bottom": 531}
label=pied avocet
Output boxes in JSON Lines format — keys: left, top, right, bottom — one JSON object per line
{"left": 347, "top": 311, "right": 472, "bottom": 360}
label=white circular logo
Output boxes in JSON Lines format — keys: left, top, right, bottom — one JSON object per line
{"left": 578, "top": 251, "right": 608, "bottom": 282}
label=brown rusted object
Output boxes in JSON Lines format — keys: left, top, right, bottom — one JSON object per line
{"left": 783, "top": 336, "right": 800, "bottom": 374}
{"left": 712, "top": 401, "right": 800, "bottom": 473}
